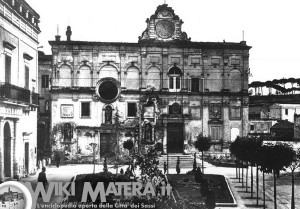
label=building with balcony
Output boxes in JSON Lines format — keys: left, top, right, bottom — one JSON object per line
{"left": 37, "top": 51, "right": 52, "bottom": 165}
{"left": 49, "top": 4, "right": 250, "bottom": 162}
{"left": 0, "top": 0, "right": 40, "bottom": 180}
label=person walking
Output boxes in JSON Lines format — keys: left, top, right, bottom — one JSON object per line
{"left": 54, "top": 152, "right": 60, "bottom": 167}
{"left": 38, "top": 167, "right": 48, "bottom": 197}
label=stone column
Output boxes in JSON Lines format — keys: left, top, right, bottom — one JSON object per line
{"left": 0, "top": 118, "right": 4, "bottom": 181}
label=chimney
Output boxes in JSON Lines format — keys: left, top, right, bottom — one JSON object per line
{"left": 55, "top": 35, "right": 61, "bottom": 42}
{"left": 66, "top": 26, "right": 72, "bottom": 41}
{"left": 55, "top": 25, "right": 60, "bottom": 41}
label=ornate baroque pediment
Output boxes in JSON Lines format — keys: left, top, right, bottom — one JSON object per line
{"left": 138, "top": 4, "right": 191, "bottom": 42}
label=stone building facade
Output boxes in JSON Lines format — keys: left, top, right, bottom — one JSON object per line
{"left": 37, "top": 51, "right": 52, "bottom": 164}
{"left": 0, "top": 0, "right": 40, "bottom": 179}
{"left": 49, "top": 4, "right": 250, "bottom": 161}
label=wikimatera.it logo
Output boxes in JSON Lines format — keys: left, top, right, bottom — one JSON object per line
{"left": 0, "top": 181, "right": 172, "bottom": 209}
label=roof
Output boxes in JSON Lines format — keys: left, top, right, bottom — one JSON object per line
{"left": 48, "top": 40, "right": 251, "bottom": 50}
{"left": 270, "top": 120, "right": 294, "bottom": 130}
{"left": 271, "top": 103, "right": 300, "bottom": 109}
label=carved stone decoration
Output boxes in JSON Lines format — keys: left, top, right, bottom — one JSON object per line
{"left": 138, "top": 4, "right": 190, "bottom": 42}
{"left": 203, "top": 101, "right": 210, "bottom": 106}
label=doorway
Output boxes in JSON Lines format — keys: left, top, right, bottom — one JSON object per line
{"left": 167, "top": 123, "right": 184, "bottom": 153}
{"left": 4, "top": 122, "right": 11, "bottom": 177}
{"left": 25, "top": 142, "right": 29, "bottom": 175}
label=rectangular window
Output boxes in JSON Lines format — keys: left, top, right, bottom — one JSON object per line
{"left": 191, "top": 78, "right": 199, "bottom": 92}
{"left": 250, "top": 124, "right": 255, "bottom": 131}
{"left": 81, "top": 102, "right": 90, "bottom": 117}
{"left": 127, "top": 102, "right": 137, "bottom": 117}
{"left": 5, "top": 55, "right": 11, "bottom": 83}
{"left": 285, "top": 109, "right": 288, "bottom": 115}
{"left": 230, "top": 107, "right": 241, "bottom": 120}
{"left": 25, "top": 66, "right": 29, "bottom": 89}
{"left": 42, "top": 75, "right": 49, "bottom": 88}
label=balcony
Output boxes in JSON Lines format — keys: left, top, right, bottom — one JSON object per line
{"left": 0, "top": 82, "right": 39, "bottom": 106}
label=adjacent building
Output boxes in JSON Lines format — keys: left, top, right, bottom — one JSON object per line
{"left": 37, "top": 51, "right": 52, "bottom": 165}
{"left": 0, "top": 0, "right": 40, "bottom": 179}
{"left": 49, "top": 4, "right": 251, "bottom": 162}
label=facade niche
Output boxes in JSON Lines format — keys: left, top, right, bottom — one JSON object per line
{"left": 104, "top": 105, "right": 113, "bottom": 124}
{"left": 59, "top": 65, "right": 72, "bottom": 87}
{"left": 63, "top": 123, "right": 73, "bottom": 142}
{"left": 145, "top": 67, "right": 160, "bottom": 90}
{"left": 125, "top": 67, "right": 139, "bottom": 90}
{"left": 77, "top": 65, "right": 91, "bottom": 87}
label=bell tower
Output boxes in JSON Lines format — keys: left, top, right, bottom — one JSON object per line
{"left": 138, "top": 4, "right": 190, "bottom": 42}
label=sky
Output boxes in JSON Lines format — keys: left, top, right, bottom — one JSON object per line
{"left": 26, "top": 0, "right": 300, "bottom": 82}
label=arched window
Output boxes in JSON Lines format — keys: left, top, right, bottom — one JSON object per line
{"left": 59, "top": 65, "right": 72, "bottom": 87}
{"left": 77, "top": 65, "right": 91, "bottom": 87}
{"left": 168, "top": 67, "right": 182, "bottom": 92}
{"left": 98, "top": 65, "right": 118, "bottom": 80}
{"left": 105, "top": 105, "right": 113, "bottom": 124}
{"left": 63, "top": 123, "right": 73, "bottom": 142}
{"left": 145, "top": 67, "right": 160, "bottom": 90}
{"left": 125, "top": 67, "right": 139, "bottom": 90}
{"left": 208, "top": 68, "right": 222, "bottom": 92}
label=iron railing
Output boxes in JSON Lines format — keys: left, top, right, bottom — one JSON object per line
{"left": 0, "top": 82, "right": 39, "bottom": 105}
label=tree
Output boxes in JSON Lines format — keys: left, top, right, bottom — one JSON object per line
{"left": 286, "top": 148, "right": 299, "bottom": 209}
{"left": 243, "top": 136, "right": 263, "bottom": 197}
{"left": 123, "top": 139, "right": 134, "bottom": 152}
{"left": 195, "top": 135, "right": 211, "bottom": 174}
{"left": 258, "top": 143, "right": 295, "bottom": 209}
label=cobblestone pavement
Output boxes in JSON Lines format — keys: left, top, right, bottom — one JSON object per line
{"left": 19, "top": 160, "right": 300, "bottom": 209}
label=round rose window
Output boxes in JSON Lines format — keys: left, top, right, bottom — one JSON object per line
{"left": 96, "top": 78, "right": 120, "bottom": 103}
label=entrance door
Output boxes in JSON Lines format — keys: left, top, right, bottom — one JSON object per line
{"left": 167, "top": 123, "right": 184, "bottom": 153}
{"left": 25, "top": 142, "right": 29, "bottom": 175}
{"left": 100, "top": 133, "right": 114, "bottom": 158}
{"left": 211, "top": 126, "right": 220, "bottom": 141}
{"left": 4, "top": 123, "right": 11, "bottom": 177}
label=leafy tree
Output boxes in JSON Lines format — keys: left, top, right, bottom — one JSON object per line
{"left": 258, "top": 143, "right": 295, "bottom": 209}
{"left": 195, "top": 135, "right": 211, "bottom": 174}
{"left": 123, "top": 139, "right": 134, "bottom": 152}
{"left": 286, "top": 148, "right": 299, "bottom": 209}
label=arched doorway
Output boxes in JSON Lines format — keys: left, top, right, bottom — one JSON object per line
{"left": 4, "top": 122, "right": 11, "bottom": 177}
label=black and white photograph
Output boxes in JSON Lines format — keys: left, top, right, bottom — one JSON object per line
{"left": 0, "top": 0, "right": 300, "bottom": 208}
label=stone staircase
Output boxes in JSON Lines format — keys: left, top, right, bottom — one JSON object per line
{"left": 158, "top": 154, "right": 194, "bottom": 168}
